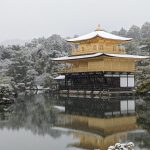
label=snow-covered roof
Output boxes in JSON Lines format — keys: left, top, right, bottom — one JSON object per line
{"left": 54, "top": 75, "right": 65, "bottom": 80}
{"left": 52, "top": 53, "right": 148, "bottom": 61}
{"left": 67, "top": 30, "right": 132, "bottom": 42}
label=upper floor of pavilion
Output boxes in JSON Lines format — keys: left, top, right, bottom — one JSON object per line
{"left": 67, "top": 25, "right": 132, "bottom": 55}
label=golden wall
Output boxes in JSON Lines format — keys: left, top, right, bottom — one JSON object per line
{"left": 63, "top": 58, "right": 135, "bottom": 73}
{"left": 72, "top": 38, "right": 126, "bottom": 55}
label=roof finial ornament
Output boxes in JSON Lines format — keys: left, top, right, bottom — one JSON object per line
{"left": 95, "top": 24, "right": 101, "bottom": 31}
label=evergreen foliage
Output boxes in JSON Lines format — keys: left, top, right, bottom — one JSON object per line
{"left": 0, "top": 35, "right": 74, "bottom": 90}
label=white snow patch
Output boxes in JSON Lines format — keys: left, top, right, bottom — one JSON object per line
{"left": 53, "top": 105, "right": 65, "bottom": 112}
{"left": 54, "top": 75, "right": 65, "bottom": 80}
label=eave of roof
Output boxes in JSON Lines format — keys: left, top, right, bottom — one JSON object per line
{"left": 51, "top": 53, "right": 148, "bottom": 61}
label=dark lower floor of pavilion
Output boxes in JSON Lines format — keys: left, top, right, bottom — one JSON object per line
{"left": 57, "top": 72, "right": 135, "bottom": 91}
{"left": 64, "top": 96, "right": 136, "bottom": 117}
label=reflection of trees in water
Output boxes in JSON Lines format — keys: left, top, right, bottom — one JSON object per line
{"left": 0, "top": 94, "right": 62, "bottom": 138}
{"left": 136, "top": 96, "right": 150, "bottom": 149}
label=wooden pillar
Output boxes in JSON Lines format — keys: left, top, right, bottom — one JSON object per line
{"left": 70, "top": 75, "right": 72, "bottom": 90}
{"left": 65, "top": 75, "right": 69, "bottom": 90}
{"left": 110, "top": 74, "right": 112, "bottom": 90}
{"left": 127, "top": 99, "right": 129, "bottom": 115}
{"left": 119, "top": 72, "right": 121, "bottom": 88}
{"left": 102, "top": 72, "right": 104, "bottom": 90}
{"left": 87, "top": 73, "right": 90, "bottom": 90}
{"left": 65, "top": 75, "right": 67, "bottom": 89}
{"left": 127, "top": 72, "right": 129, "bottom": 88}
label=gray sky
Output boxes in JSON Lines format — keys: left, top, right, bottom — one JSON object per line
{"left": 0, "top": 0, "right": 150, "bottom": 42}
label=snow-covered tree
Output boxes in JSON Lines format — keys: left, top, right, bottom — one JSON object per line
{"left": 141, "top": 22, "right": 150, "bottom": 39}
{"left": 127, "top": 25, "right": 141, "bottom": 40}
{"left": 118, "top": 27, "right": 127, "bottom": 37}
{"left": 0, "top": 34, "right": 74, "bottom": 89}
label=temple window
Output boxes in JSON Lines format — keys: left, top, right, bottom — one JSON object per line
{"left": 81, "top": 46, "right": 84, "bottom": 51}
{"left": 98, "top": 44, "right": 103, "bottom": 50}
{"left": 93, "top": 45, "right": 97, "bottom": 50}
{"left": 113, "top": 46, "right": 116, "bottom": 51}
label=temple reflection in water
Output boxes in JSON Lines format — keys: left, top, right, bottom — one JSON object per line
{"left": 0, "top": 94, "right": 149, "bottom": 150}
{"left": 55, "top": 95, "right": 139, "bottom": 150}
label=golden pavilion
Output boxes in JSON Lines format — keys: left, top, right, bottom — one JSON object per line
{"left": 53, "top": 25, "right": 148, "bottom": 91}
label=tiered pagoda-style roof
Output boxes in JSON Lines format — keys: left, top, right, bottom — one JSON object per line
{"left": 67, "top": 27, "right": 132, "bottom": 43}
{"left": 53, "top": 25, "right": 148, "bottom": 62}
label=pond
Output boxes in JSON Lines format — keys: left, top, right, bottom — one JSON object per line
{"left": 0, "top": 93, "right": 149, "bottom": 150}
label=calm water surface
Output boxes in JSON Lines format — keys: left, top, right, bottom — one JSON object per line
{"left": 0, "top": 93, "right": 149, "bottom": 150}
